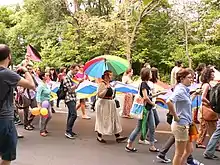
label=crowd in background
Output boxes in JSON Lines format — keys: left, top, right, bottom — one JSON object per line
{"left": 1, "top": 43, "right": 220, "bottom": 165}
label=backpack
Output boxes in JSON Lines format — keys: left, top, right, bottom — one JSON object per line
{"left": 57, "top": 80, "right": 66, "bottom": 100}
{"left": 210, "top": 83, "right": 220, "bottom": 113}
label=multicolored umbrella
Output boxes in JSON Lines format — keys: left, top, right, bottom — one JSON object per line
{"left": 84, "top": 55, "right": 129, "bottom": 78}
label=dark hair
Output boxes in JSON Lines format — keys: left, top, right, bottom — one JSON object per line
{"left": 201, "top": 68, "right": 214, "bottom": 84}
{"left": 140, "top": 68, "right": 151, "bottom": 81}
{"left": 60, "top": 66, "right": 66, "bottom": 73}
{"left": 39, "top": 72, "right": 46, "bottom": 80}
{"left": 196, "top": 63, "right": 206, "bottom": 72}
{"left": 0, "top": 44, "right": 10, "bottom": 61}
{"left": 175, "top": 61, "right": 182, "bottom": 67}
{"left": 70, "top": 64, "right": 79, "bottom": 69}
{"left": 49, "top": 68, "right": 57, "bottom": 80}
{"left": 176, "top": 69, "right": 191, "bottom": 83}
{"left": 150, "top": 67, "right": 158, "bottom": 83}
{"left": 102, "top": 70, "right": 112, "bottom": 79}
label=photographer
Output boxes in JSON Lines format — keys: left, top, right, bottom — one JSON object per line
{"left": 0, "top": 44, "right": 35, "bottom": 165}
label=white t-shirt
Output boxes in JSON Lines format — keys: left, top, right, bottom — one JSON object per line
{"left": 122, "top": 75, "right": 133, "bottom": 84}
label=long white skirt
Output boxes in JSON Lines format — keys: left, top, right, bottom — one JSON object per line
{"left": 95, "top": 98, "right": 122, "bottom": 135}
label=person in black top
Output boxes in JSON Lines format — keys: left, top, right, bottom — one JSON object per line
{"left": 95, "top": 70, "right": 127, "bottom": 143}
{"left": 126, "top": 68, "right": 158, "bottom": 152}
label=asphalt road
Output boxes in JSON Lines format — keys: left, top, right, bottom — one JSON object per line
{"left": 14, "top": 101, "right": 219, "bottom": 165}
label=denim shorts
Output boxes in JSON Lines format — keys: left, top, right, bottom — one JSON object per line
{"left": 0, "top": 119, "right": 17, "bottom": 161}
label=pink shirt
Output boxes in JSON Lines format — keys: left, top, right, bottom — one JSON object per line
{"left": 75, "top": 72, "right": 88, "bottom": 80}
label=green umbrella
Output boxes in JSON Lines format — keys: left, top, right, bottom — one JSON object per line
{"left": 84, "top": 55, "right": 130, "bottom": 78}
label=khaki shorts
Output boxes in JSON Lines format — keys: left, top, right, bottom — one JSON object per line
{"left": 171, "top": 122, "right": 189, "bottom": 142}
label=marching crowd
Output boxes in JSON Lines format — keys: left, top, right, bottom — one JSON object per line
{"left": 0, "top": 44, "right": 220, "bottom": 165}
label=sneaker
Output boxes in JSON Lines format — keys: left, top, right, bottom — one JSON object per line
{"left": 187, "top": 159, "right": 204, "bottom": 165}
{"left": 65, "top": 132, "right": 75, "bottom": 139}
{"left": 14, "top": 120, "right": 22, "bottom": 125}
{"left": 156, "top": 155, "right": 171, "bottom": 163}
{"left": 203, "top": 153, "right": 219, "bottom": 160}
{"left": 138, "top": 139, "right": 150, "bottom": 145}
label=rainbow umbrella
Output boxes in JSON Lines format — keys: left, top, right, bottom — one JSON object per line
{"left": 84, "top": 55, "right": 129, "bottom": 78}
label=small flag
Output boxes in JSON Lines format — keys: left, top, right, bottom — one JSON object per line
{"left": 27, "top": 45, "right": 41, "bottom": 62}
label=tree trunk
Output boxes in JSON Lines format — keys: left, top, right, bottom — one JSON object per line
{"left": 73, "top": 0, "right": 79, "bottom": 12}
{"left": 126, "top": 0, "right": 161, "bottom": 66}
{"left": 184, "top": 21, "right": 192, "bottom": 68}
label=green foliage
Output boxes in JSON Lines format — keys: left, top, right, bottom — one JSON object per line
{"left": 0, "top": 0, "right": 220, "bottom": 81}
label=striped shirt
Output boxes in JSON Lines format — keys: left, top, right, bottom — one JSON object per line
{"left": 63, "top": 71, "right": 77, "bottom": 103}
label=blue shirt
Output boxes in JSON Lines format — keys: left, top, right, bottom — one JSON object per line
{"left": 36, "top": 83, "right": 51, "bottom": 103}
{"left": 169, "top": 83, "right": 192, "bottom": 125}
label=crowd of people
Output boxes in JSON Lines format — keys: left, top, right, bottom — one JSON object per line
{"left": 0, "top": 43, "right": 220, "bottom": 165}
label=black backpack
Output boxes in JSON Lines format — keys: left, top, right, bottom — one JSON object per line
{"left": 57, "top": 81, "right": 66, "bottom": 100}
{"left": 210, "top": 83, "right": 220, "bottom": 113}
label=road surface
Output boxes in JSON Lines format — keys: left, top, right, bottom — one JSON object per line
{"left": 15, "top": 100, "right": 219, "bottom": 165}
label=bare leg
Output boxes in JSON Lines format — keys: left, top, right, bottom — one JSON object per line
{"left": 173, "top": 141, "right": 187, "bottom": 165}
{"left": 181, "top": 141, "right": 193, "bottom": 165}
{"left": 80, "top": 100, "right": 91, "bottom": 119}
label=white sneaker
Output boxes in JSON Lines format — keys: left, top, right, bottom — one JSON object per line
{"left": 138, "top": 139, "right": 150, "bottom": 145}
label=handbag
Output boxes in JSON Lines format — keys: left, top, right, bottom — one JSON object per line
{"left": 189, "top": 123, "right": 199, "bottom": 142}
{"left": 166, "top": 112, "right": 173, "bottom": 125}
{"left": 202, "top": 103, "right": 218, "bottom": 121}
{"left": 115, "top": 99, "right": 120, "bottom": 108}
{"left": 130, "top": 85, "right": 145, "bottom": 119}
{"left": 113, "top": 90, "right": 120, "bottom": 108}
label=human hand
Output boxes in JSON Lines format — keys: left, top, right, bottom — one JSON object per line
{"left": 195, "top": 89, "right": 202, "bottom": 95}
{"left": 79, "top": 79, "right": 84, "bottom": 83}
{"left": 159, "top": 91, "right": 167, "bottom": 95}
{"left": 71, "top": 85, "right": 77, "bottom": 90}
{"left": 174, "top": 115, "right": 180, "bottom": 122}
{"left": 151, "top": 102, "right": 156, "bottom": 107}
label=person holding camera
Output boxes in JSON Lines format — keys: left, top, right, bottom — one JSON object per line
{"left": 0, "top": 44, "right": 35, "bottom": 165}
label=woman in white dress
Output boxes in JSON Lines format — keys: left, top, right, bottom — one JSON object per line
{"left": 95, "top": 70, "right": 127, "bottom": 143}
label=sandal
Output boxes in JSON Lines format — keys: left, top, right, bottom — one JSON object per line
{"left": 125, "top": 146, "right": 137, "bottom": 152}
{"left": 97, "top": 137, "right": 106, "bottom": 143}
{"left": 149, "top": 148, "right": 160, "bottom": 152}
{"left": 24, "top": 125, "right": 33, "bottom": 131}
